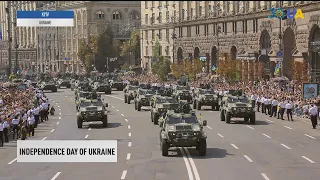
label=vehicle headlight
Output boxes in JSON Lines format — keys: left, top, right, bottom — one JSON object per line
{"left": 168, "top": 125, "right": 175, "bottom": 131}
{"left": 192, "top": 124, "right": 200, "bottom": 131}
{"left": 168, "top": 132, "right": 176, "bottom": 136}
{"left": 232, "top": 107, "right": 236, "bottom": 111}
{"left": 97, "top": 107, "right": 103, "bottom": 111}
{"left": 193, "top": 132, "right": 200, "bottom": 136}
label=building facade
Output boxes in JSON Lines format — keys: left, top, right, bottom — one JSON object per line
{"left": 141, "top": 1, "right": 320, "bottom": 81}
{"left": 0, "top": 1, "right": 37, "bottom": 75}
{"left": 37, "top": 1, "right": 141, "bottom": 74}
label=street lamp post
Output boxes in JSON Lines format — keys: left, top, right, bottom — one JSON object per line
{"left": 171, "top": 32, "right": 177, "bottom": 64}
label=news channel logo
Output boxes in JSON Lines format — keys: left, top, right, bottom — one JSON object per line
{"left": 268, "top": 8, "right": 304, "bottom": 20}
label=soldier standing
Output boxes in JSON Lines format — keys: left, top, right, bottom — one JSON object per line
{"left": 309, "top": 104, "right": 318, "bottom": 129}
{"left": 250, "top": 94, "right": 256, "bottom": 109}
{"left": 270, "top": 97, "right": 278, "bottom": 117}
{"left": 27, "top": 114, "right": 35, "bottom": 136}
{"left": 279, "top": 99, "right": 286, "bottom": 120}
{"left": 261, "top": 96, "right": 266, "bottom": 113}
{"left": 286, "top": 100, "right": 293, "bottom": 121}
{"left": 11, "top": 116, "right": 20, "bottom": 139}
{"left": 33, "top": 106, "right": 40, "bottom": 128}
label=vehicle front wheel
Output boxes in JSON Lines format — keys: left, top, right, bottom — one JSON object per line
{"left": 153, "top": 114, "right": 159, "bottom": 125}
{"left": 161, "top": 139, "right": 169, "bottom": 156}
{"left": 77, "top": 118, "right": 83, "bottom": 128}
{"left": 137, "top": 103, "right": 141, "bottom": 111}
{"left": 198, "top": 139, "right": 207, "bottom": 156}
{"left": 220, "top": 111, "right": 225, "bottom": 121}
{"left": 225, "top": 112, "right": 231, "bottom": 124}
{"left": 102, "top": 116, "right": 108, "bottom": 127}
{"left": 250, "top": 114, "right": 256, "bottom": 124}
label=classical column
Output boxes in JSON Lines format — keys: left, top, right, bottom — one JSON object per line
{"left": 242, "top": 60, "right": 248, "bottom": 82}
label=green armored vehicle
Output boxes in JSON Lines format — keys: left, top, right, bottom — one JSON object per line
{"left": 124, "top": 85, "right": 139, "bottom": 104}
{"left": 151, "top": 97, "right": 179, "bottom": 125}
{"left": 159, "top": 109, "right": 208, "bottom": 156}
{"left": 192, "top": 88, "right": 219, "bottom": 111}
{"left": 134, "top": 89, "right": 156, "bottom": 111}
{"left": 172, "top": 85, "right": 192, "bottom": 103}
{"left": 220, "top": 95, "right": 255, "bottom": 124}
{"left": 76, "top": 99, "right": 109, "bottom": 128}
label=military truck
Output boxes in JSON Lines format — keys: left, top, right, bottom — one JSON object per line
{"left": 220, "top": 95, "right": 255, "bottom": 124}
{"left": 93, "top": 82, "right": 112, "bottom": 94}
{"left": 192, "top": 89, "right": 219, "bottom": 110}
{"left": 172, "top": 86, "right": 192, "bottom": 103}
{"left": 124, "top": 85, "right": 139, "bottom": 104}
{"left": 110, "top": 80, "right": 125, "bottom": 91}
{"left": 134, "top": 89, "right": 156, "bottom": 111}
{"left": 57, "top": 79, "right": 72, "bottom": 88}
{"left": 76, "top": 99, "right": 109, "bottom": 128}
{"left": 159, "top": 110, "right": 207, "bottom": 156}
{"left": 39, "top": 81, "right": 57, "bottom": 92}
{"left": 151, "top": 97, "right": 179, "bottom": 125}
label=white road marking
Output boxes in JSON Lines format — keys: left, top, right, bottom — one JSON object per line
{"left": 59, "top": 112, "right": 61, "bottom": 115}
{"left": 231, "top": 143, "right": 239, "bottom": 149}
{"left": 56, "top": 122, "right": 59, "bottom": 125}
{"left": 85, "top": 135, "right": 89, "bottom": 139}
{"left": 302, "top": 156, "right": 315, "bottom": 163}
{"left": 90, "top": 122, "right": 93, "bottom": 124}
{"left": 51, "top": 172, "right": 61, "bottom": 180}
{"left": 58, "top": 117, "right": 61, "bottom": 120}
{"left": 112, "top": 106, "right": 115, "bottom": 108}
{"left": 58, "top": 106, "right": 60, "bottom": 108}
{"left": 125, "top": 119, "right": 128, "bottom": 122}
{"left": 50, "top": 99, "right": 52, "bottom": 100}
{"left": 281, "top": 143, "right": 291, "bottom": 150}
{"left": 261, "top": 173, "right": 270, "bottom": 180}
{"left": 88, "top": 128, "right": 91, "bottom": 131}
{"left": 52, "top": 100, "right": 55, "bottom": 102}
{"left": 246, "top": 125, "right": 254, "bottom": 129}
{"left": 284, "top": 126, "right": 293, "bottom": 130}
{"left": 304, "top": 134, "right": 316, "bottom": 139}
{"left": 128, "top": 142, "right": 132, "bottom": 147}
{"left": 207, "top": 126, "right": 212, "bottom": 129}
{"left": 64, "top": 96, "right": 67, "bottom": 97}
{"left": 263, "top": 133, "right": 271, "bottom": 138}
{"left": 106, "top": 95, "right": 124, "bottom": 101}
{"left": 8, "top": 158, "right": 17, "bottom": 165}
{"left": 116, "top": 109, "right": 119, "bottom": 111}
{"left": 184, "top": 148, "right": 201, "bottom": 180}
{"left": 51, "top": 129, "right": 55, "bottom": 133}
{"left": 266, "top": 119, "right": 273, "bottom": 123}
{"left": 121, "top": 114, "right": 124, "bottom": 116}
{"left": 217, "top": 133, "right": 224, "bottom": 138}
{"left": 180, "top": 148, "right": 195, "bottom": 180}
{"left": 128, "top": 133, "right": 131, "bottom": 137}
{"left": 59, "top": 109, "right": 61, "bottom": 111}
{"left": 42, "top": 137, "right": 47, "bottom": 140}
{"left": 244, "top": 155, "right": 253, "bottom": 162}
{"left": 128, "top": 125, "right": 131, "bottom": 129}
{"left": 126, "top": 153, "right": 131, "bottom": 160}
{"left": 121, "top": 170, "right": 127, "bottom": 179}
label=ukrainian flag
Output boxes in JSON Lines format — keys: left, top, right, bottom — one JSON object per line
{"left": 274, "top": 65, "right": 280, "bottom": 75}
{"left": 211, "top": 65, "right": 218, "bottom": 71}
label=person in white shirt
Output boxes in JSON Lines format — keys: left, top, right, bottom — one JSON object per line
{"left": 3, "top": 120, "right": 10, "bottom": 143}
{"left": 279, "top": 99, "right": 286, "bottom": 120}
{"left": 11, "top": 116, "right": 20, "bottom": 139}
{"left": 27, "top": 114, "right": 35, "bottom": 136}
{"left": 270, "top": 98, "right": 278, "bottom": 117}
{"left": 256, "top": 96, "right": 262, "bottom": 112}
{"left": 309, "top": 104, "right": 318, "bottom": 129}
{"left": 264, "top": 97, "right": 271, "bottom": 115}
{"left": 33, "top": 106, "right": 40, "bottom": 127}
{"left": 261, "top": 96, "right": 266, "bottom": 113}
{"left": 285, "top": 100, "right": 293, "bottom": 121}
{"left": 250, "top": 94, "right": 256, "bottom": 108}
{"left": 0, "top": 122, "right": 3, "bottom": 147}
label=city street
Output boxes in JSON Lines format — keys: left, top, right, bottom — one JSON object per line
{"left": 0, "top": 89, "right": 320, "bottom": 180}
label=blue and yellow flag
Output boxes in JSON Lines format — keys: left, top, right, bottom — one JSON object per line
{"left": 274, "top": 65, "right": 280, "bottom": 75}
{"left": 200, "top": 57, "right": 207, "bottom": 62}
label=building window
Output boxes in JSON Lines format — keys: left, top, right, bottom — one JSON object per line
{"left": 130, "top": 11, "right": 140, "bottom": 20}
{"left": 113, "top": 11, "right": 122, "bottom": 20}
{"left": 152, "top": 13, "right": 155, "bottom": 24}
{"left": 145, "top": 14, "right": 148, "bottom": 24}
{"left": 243, "top": 20, "right": 247, "bottom": 33}
{"left": 158, "top": 12, "right": 162, "bottom": 23}
{"left": 179, "top": 27, "right": 182, "bottom": 38}
{"left": 191, "top": 8, "right": 194, "bottom": 18}
{"left": 146, "top": 46, "right": 148, "bottom": 56}
{"left": 174, "top": 10, "right": 176, "bottom": 17}
{"left": 145, "top": 30, "right": 148, "bottom": 40}
{"left": 196, "top": 25, "right": 200, "bottom": 35}
{"left": 95, "top": 11, "right": 105, "bottom": 19}
{"left": 233, "top": 21, "right": 237, "bottom": 34}
{"left": 209, "top": 5, "right": 212, "bottom": 11}
{"left": 166, "top": 11, "right": 169, "bottom": 22}
{"left": 223, "top": 22, "right": 227, "bottom": 35}
{"left": 253, "top": 19, "right": 258, "bottom": 33}
{"left": 182, "top": 9, "right": 185, "bottom": 20}
{"left": 166, "top": 46, "right": 169, "bottom": 55}
{"left": 158, "top": 1, "right": 162, "bottom": 7}
{"left": 187, "top": 26, "right": 191, "bottom": 37}
{"left": 158, "top": 29, "right": 162, "bottom": 40}
{"left": 166, "top": 29, "right": 169, "bottom": 41}
{"left": 204, "top": 24, "right": 209, "bottom": 36}
{"left": 145, "top": 1, "right": 148, "bottom": 9}
{"left": 199, "top": 6, "right": 202, "bottom": 16}
{"left": 152, "top": 30, "right": 155, "bottom": 40}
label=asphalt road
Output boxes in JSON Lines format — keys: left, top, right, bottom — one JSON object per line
{"left": 0, "top": 89, "right": 320, "bottom": 180}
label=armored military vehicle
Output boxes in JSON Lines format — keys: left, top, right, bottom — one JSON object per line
{"left": 124, "top": 85, "right": 139, "bottom": 104}
{"left": 220, "top": 95, "right": 255, "bottom": 124}
{"left": 110, "top": 80, "right": 125, "bottom": 91}
{"left": 159, "top": 110, "right": 207, "bottom": 156}
{"left": 93, "top": 82, "right": 112, "bottom": 94}
{"left": 39, "top": 81, "right": 57, "bottom": 92}
{"left": 76, "top": 99, "right": 109, "bottom": 128}
{"left": 172, "top": 85, "right": 192, "bottom": 103}
{"left": 57, "top": 79, "right": 71, "bottom": 88}
{"left": 192, "top": 89, "right": 219, "bottom": 110}
{"left": 151, "top": 97, "right": 179, "bottom": 125}
{"left": 134, "top": 89, "right": 156, "bottom": 111}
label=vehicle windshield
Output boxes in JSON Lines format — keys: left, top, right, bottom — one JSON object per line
{"left": 80, "top": 101, "right": 91, "bottom": 107}
{"left": 177, "top": 86, "right": 190, "bottom": 90}
{"left": 128, "top": 86, "right": 137, "bottom": 90}
{"left": 227, "top": 97, "right": 249, "bottom": 103}
{"left": 146, "top": 90, "right": 156, "bottom": 94}
{"left": 92, "top": 101, "right": 103, "bottom": 106}
{"left": 157, "top": 89, "right": 165, "bottom": 94}
{"left": 167, "top": 116, "right": 198, "bottom": 124}
{"left": 80, "top": 92, "right": 90, "bottom": 98}
{"left": 199, "top": 89, "right": 214, "bottom": 94}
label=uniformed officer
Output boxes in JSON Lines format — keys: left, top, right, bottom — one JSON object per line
{"left": 285, "top": 100, "right": 293, "bottom": 121}
{"left": 279, "top": 99, "right": 286, "bottom": 120}
{"left": 0, "top": 122, "right": 3, "bottom": 147}
{"left": 250, "top": 94, "right": 256, "bottom": 108}
{"left": 256, "top": 95, "right": 262, "bottom": 112}
{"left": 11, "top": 116, "right": 20, "bottom": 139}
{"left": 33, "top": 106, "right": 40, "bottom": 128}
{"left": 27, "top": 114, "right": 35, "bottom": 136}
{"left": 270, "top": 97, "right": 278, "bottom": 117}
{"left": 3, "top": 119, "right": 10, "bottom": 143}
{"left": 264, "top": 97, "right": 270, "bottom": 115}
{"left": 309, "top": 104, "right": 318, "bottom": 129}
{"left": 261, "top": 96, "right": 266, "bottom": 113}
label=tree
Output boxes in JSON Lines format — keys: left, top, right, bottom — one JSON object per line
{"left": 151, "top": 56, "right": 171, "bottom": 81}
{"left": 120, "top": 29, "right": 140, "bottom": 58}
{"left": 171, "top": 61, "right": 184, "bottom": 79}
{"left": 84, "top": 53, "right": 94, "bottom": 72}
{"left": 152, "top": 39, "right": 161, "bottom": 60}
{"left": 77, "top": 36, "right": 97, "bottom": 73}
{"left": 120, "top": 63, "right": 130, "bottom": 71}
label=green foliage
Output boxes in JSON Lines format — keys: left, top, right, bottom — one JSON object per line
{"left": 120, "top": 63, "right": 130, "bottom": 71}
{"left": 85, "top": 54, "right": 93, "bottom": 72}
{"left": 120, "top": 30, "right": 140, "bottom": 57}
{"left": 151, "top": 56, "right": 171, "bottom": 81}
{"left": 77, "top": 37, "right": 97, "bottom": 73}
{"left": 152, "top": 39, "right": 161, "bottom": 59}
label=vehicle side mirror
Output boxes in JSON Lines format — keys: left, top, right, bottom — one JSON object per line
{"left": 203, "top": 120, "right": 207, "bottom": 126}
{"left": 105, "top": 103, "right": 108, "bottom": 107}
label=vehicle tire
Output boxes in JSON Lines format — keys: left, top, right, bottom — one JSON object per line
{"left": 197, "top": 101, "right": 201, "bottom": 110}
{"left": 77, "top": 118, "right": 83, "bottom": 128}
{"left": 244, "top": 117, "right": 249, "bottom": 122}
{"left": 153, "top": 114, "right": 159, "bottom": 125}
{"left": 102, "top": 116, "right": 108, "bottom": 127}
{"left": 225, "top": 112, "right": 231, "bottom": 124}
{"left": 193, "top": 101, "right": 196, "bottom": 109}
{"left": 198, "top": 139, "right": 207, "bottom": 156}
{"left": 220, "top": 110, "right": 225, "bottom": 121}
{"left": 161, "top": 139, "right": 169, "bottom": 156}
{"left": 67, "top": 84, "right": 71, "bottom": 88}
{"left": 137, "top": 103, "right": 141, "bottom": 111}
{"left": 211, "top": 104, "right": 215, "bottom": 110}
{"left": 52, "top": 88, "right": 57, "bottom": 92}
{"left": 250, "top": 113, "right": 256, "bottom": 124}
{"left": 124, "top": 96, "right": 128, "bottom": 103}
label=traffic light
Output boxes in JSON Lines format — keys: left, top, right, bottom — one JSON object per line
{"left": 282, "top": 9, "right": 287, "bottom": 20}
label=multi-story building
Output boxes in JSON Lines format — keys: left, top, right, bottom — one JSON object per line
{"left": 0, "top": 1, "right": 37, "bottom": 75}
{"left": 37, "top": 1, "right": 141, "bottom": 74}
{"left": 141, "top": 1, "right": 320, "bottom": 81}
